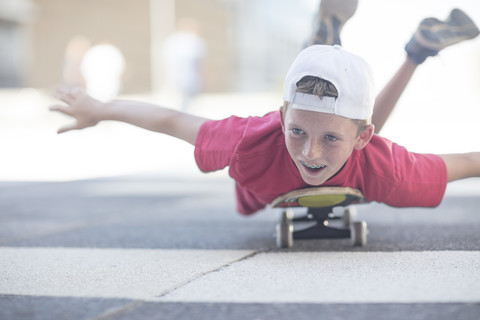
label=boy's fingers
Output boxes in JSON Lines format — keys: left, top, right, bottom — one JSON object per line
{"left": 57, "top": 122, "right": 81, "bottom": 134}
{"left": 49, "top": 104, "right": 73, "bottom": 116}
{"left": 53, "top": 91, "right": 74, "bottom": 105}
{"left": 51, "top": 87, "right": 87, "bottom": 134}
{"left": 57, "top": 127, "right": 70, "bottom": 134}
{"left": 55, "top": 86, "right": 84, "bottom": 99}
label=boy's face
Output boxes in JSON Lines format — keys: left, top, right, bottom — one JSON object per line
{"left": 280, "top": 106, "right": 373, "bottom": 186}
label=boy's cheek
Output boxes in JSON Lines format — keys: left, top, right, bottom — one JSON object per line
{"left": 284, "top": 139, "right": 299, "bottom": 157}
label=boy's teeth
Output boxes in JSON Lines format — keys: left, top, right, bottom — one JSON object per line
{"left": 302, "top": 161, "right": 326, "bottom": 169}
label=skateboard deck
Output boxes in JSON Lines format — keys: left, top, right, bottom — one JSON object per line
{"left": 271, "top": 186, "right": 365, "bottom": 209}
{"left": 271, "top": 187, "right": 368, "bottom": 248}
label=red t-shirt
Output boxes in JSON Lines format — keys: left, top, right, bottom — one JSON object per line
{"left": 194, "top": 111, "right": 447, "bottom": 215}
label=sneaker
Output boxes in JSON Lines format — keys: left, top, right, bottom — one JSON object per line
{"left": 306, "top": 0, "right": 358, "bottom": 46}
{"left": 405, "top": 8, "right": 480, "bottom": 64}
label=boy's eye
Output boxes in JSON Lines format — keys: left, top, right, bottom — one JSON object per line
{"left": 291, "top": 128, "right": 304, "bottom": 135}
{"left": 325, "top": 135, "right": 338, "bottom": 142}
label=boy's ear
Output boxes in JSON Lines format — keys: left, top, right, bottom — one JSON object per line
{"left": 279, "top": 106, "right": 286, "bottom": 133}
{"left": 354, "top": 124, "right": 375, "bottom": 150}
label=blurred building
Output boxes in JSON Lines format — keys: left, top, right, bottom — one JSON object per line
{"left": 0, "top": 0, "right": 315, "bottom": 93}
{"left": 0, "top": 0, "right": 35, "bottom": 87}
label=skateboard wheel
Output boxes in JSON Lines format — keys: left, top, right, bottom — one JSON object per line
{"left": 342, "top": 206, "right": 357, "bottom": 226}
{"left": 351, "top": 221, "right": 367, "bottom": 246}
{"left": 276, "top": 210, "right": 293, "bottom": 248}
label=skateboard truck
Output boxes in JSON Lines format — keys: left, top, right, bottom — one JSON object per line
{"left": 272, "top": 187, "right": 368, "bottom": 248}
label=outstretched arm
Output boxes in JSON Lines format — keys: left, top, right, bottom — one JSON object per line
{"left": 440, "top": 153, "right": 480, "bottom": 182}
{"left": 50, "top": 87, "right": 208, "bottom": 145}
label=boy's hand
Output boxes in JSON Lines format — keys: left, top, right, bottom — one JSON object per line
{"left": 50, "top": 87, "right": 103, "bottom": 134}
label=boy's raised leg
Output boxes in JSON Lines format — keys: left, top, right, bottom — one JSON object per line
{"left": 305, "top": 0, "right": 358, "bottom": 46}
{"left": 373, "top": 8, "right": 479, "bottom": 133}
{"left": 372, "top": 58, "right": 418, "bottom": 133}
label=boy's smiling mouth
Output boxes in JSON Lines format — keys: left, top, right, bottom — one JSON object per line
{"left": 299, "top": 160, "right": 330, "bottom": 185}
{"left": 301, "top": 161, "right": 326, "bottom": 170}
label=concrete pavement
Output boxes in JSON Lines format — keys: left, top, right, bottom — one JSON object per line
{"left": 1, "top": 175, "right": 480, "bottom": 319}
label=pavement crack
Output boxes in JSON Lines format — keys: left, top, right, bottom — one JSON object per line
{"left": 155, "top": 250, "right": 260, "bottom": 299}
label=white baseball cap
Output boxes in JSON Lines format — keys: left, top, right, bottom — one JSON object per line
{"left": 283, "top": 45, "right": 375, "bottom": 120}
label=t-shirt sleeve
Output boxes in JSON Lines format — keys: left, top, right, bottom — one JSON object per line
{"left": 194, "top": 116, "right": 249, "bottom": 172}
{"left": 361, "top": 138, "right": 448, "bottom": 208}
{"left": 385, "top": 144, "right": 448, "bottom": 207}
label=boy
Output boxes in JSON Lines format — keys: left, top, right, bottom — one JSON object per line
{"left": 50, "top": 45, "right": 480, "bottom": 215}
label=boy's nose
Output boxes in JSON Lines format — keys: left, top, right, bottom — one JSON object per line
{"left": 303, "top": 138, "right": 322, "bottom": 159}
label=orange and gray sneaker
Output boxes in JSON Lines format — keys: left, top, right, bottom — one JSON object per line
{"left": 306, "top": 0, "right": 358, "bottom": 46}
{"left": 405, "top": 8, "right": 480, "bottom": 64}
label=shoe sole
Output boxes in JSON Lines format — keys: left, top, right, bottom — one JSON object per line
{"left": 414, "top": 8, "right": 480, "bottom": 51}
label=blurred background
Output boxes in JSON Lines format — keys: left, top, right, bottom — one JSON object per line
{"left": 0, "top": 0, "right": 479, "bottom": 182}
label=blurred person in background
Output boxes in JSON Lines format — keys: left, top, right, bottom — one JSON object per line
{"left": 62, "top": 35, "right": 91, "bottom": 88}
{"left": 162, "top": 18, "right": 207, "bottom": 111}
{"left": 81, "top": 42, "right": 126, "bottom": 102}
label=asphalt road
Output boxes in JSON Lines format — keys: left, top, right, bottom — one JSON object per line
{"left": 1, "top": 175, "right": 479, "bottom": 320}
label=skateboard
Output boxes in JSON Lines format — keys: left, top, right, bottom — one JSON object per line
{"left": 271, "top": 187, "right": 368, "bottom": 248}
